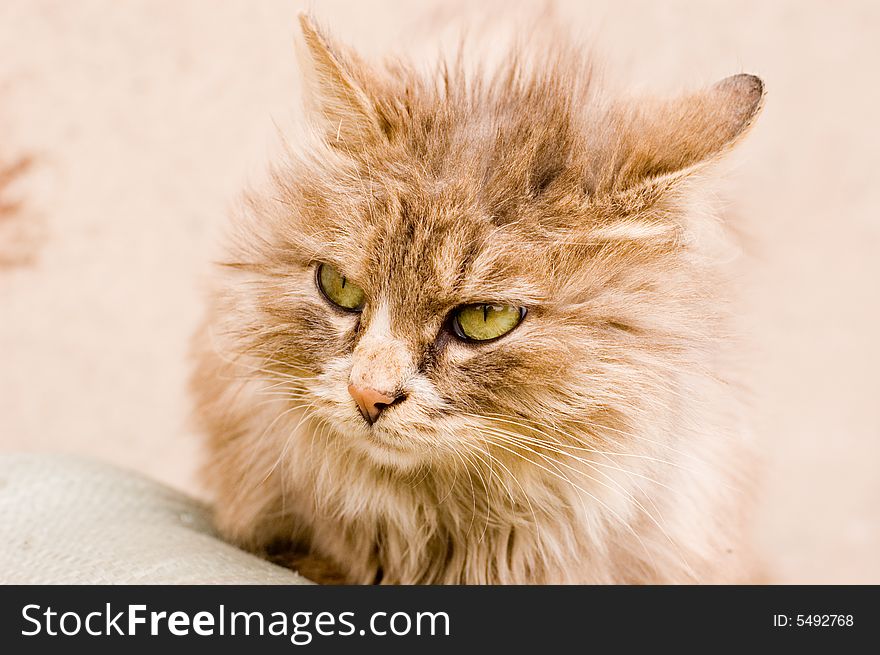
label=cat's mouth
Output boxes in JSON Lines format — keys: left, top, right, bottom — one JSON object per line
{"left": 363, "top": 430, "right": 404, "bottom": 454}
{"left": 350, "top": 426, "right": 427, "bottom": 470}
{"left": 359, "top": 422, "right": 415, "bottom": 452}
{"left": 315, "top": 378, "right": 442, "bottom": 469}
{"left": 335, "top": 408, "right": 433, "bottom": 469}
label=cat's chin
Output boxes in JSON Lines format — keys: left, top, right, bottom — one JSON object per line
{"left": 348, "top": 428, "right": 428, "bottom": 472}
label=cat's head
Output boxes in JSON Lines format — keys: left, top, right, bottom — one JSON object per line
{"left": 216, "top": 15, "right": 764, "bottom": 473}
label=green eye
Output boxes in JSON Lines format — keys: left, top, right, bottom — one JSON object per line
{"left": 451, "top": 304, "right": 525, "bottom": 342}
{"left": 316, "top": 263, "right": 366, "bottom": 311}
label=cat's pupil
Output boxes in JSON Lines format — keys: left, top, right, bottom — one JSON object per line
{"left": 482, "top": 305, "right": 489, "bottom": 321}
{"left": 341, "top": 276, "right": 347, "bottom": 288}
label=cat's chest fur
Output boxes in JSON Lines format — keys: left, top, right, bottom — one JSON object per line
{"left": 254, "top": 409, "right": 747, "bottom": 585}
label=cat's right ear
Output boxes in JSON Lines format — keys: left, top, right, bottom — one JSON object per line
{"left": 296, "top": 14, "right": 386, "bottom": 150}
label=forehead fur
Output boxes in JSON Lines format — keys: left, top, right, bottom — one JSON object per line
{"left": 233, "top": 16, "right": 763, "bottom": 332}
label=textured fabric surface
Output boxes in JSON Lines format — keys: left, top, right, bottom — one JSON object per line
{"left": 0, "top": 454, "right": 309, "bottom": 584}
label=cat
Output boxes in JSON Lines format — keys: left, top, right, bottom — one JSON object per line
{"left": 190, "top": 13, "right": 765, "bottom": 584}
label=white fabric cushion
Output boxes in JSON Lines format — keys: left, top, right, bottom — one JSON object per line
{"left": 0, "top": 454, "right": 309, "bottom": 584}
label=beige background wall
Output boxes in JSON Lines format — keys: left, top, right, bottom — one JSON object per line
{"left": 1, "top": 0, "right": 878, "bottom": 583}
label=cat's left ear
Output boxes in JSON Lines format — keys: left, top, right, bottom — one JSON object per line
{"left": 296, "top": 14, "right": 387, "bottom": 149}
{"left": 601, "top": 74, "right": 765, "bottom": 193}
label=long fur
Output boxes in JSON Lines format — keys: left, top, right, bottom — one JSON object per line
{"left": 190, "top": 14, "right": 765, "bottom": 584}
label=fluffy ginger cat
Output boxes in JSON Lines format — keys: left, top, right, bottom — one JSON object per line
{"left": 191, "top": 14, "right": 765, "bottom": 584}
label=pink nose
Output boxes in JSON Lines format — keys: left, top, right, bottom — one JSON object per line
{"left": 347, "top": 384, "right": 404, "bottom": 425}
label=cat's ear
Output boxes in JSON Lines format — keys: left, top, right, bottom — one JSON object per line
{"left": 601, "top": 74, "right": 765, "bottom": 193}
{"left": 297, "top": 14, "right": 386, "bottom": 149}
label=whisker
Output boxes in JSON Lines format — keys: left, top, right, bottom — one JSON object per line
{"left": 470, "top": 411, "right": 707, "bottom": 477}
